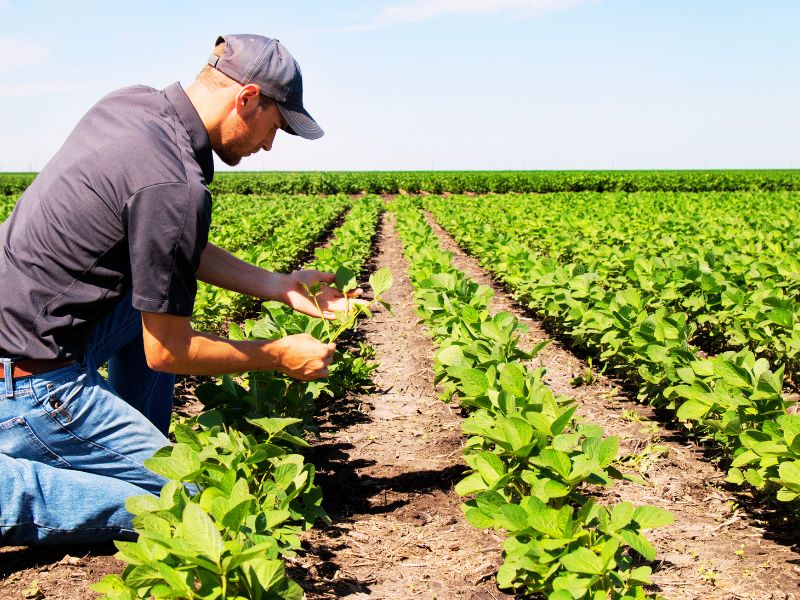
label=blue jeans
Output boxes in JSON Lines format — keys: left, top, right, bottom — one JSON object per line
{"left": 0, "top": 293, "right": 176, "bottom": 545}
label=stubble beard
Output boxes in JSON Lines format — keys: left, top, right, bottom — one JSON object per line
{"left": 216, "top": 117, "right": 250, "bottom": 167}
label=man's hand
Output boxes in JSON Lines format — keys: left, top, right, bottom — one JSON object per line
{"left": 272, "top": 333, "right": 336, "bottom": 380}
{"left": 286, "top": 269, "right": 367, "bottom": 319}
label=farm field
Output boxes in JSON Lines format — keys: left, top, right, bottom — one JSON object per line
{"left": 1, "top": 171, "right": 800, "bottom": 600}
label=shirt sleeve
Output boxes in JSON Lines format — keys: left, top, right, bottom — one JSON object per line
{"left": 122, "top": 181, "right": 211, "bottom": 315}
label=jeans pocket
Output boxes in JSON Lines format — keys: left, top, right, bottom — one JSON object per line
{"left": 42, "top": 368, "right": 88, "bottom": 428}
{"left": 0, "top": 416, "right": 71, "bottom": 468}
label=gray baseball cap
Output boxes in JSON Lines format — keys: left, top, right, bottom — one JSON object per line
{"left": 208, "top": 34, "right": 324, "bottom": 140}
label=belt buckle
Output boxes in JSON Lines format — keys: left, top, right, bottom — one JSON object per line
{"left": 1, "top": 357, "right": 18, "bottom": 398}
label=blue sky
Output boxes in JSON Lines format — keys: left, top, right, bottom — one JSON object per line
{"left": 1, "top": 0, "right": 798, "bottom": 172}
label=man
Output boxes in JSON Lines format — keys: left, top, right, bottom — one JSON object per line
{"left": 0, "top": 34, "right": 352, "bottom": 545}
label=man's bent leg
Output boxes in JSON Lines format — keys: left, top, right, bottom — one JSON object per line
{"left": 0, "top": 454, "right": 147, "bottom": 545}
{"left": 86, "top": 291, "right": 176, "bottom": 435}
{"left": 1, "top": 363, "right": 170, "bottom": 494}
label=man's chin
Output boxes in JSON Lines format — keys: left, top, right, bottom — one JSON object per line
{"left": 216, "top": 151, "right": 242, "bottom": 167}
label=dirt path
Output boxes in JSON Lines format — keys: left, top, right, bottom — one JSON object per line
{"left": 426, "top": 212, "right": 800, "bottom": 600}
{"left": 292, "top": 212, "right": 510, "bottom": 599}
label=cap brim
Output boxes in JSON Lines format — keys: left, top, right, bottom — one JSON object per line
{"left": 277, "top": 103, "right": 324, "bottom": 140}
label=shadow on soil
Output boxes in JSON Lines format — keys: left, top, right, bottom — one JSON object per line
{"left": 0, "top": 542, "right": 117, "bottom": 579}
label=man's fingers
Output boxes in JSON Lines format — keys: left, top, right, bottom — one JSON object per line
{"left": 316, "top": 271, "right": 336, "bottom": 284}
{"left": 346, "top": 287, "right": 364, "bottom": 298}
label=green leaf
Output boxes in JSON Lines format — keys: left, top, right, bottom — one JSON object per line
{"left": 124, "top": 564, "right": 164, "bottom": 588}
{"left": 550, "top": 406, "right": 577, "bottom": 436}
{"left": 222, "top": 499, "right": 252, "bottom": 531}
{"left": 713, "top": 358, "right": 752, "bottom": 388}
{"left": 536, "top": 449, "right": 572, "bottom": 479}
{"left": 526, "top": 500, "right": 565, "bottom": 537}
{"left": 436, "top": 345, "right": 465, "bottom": 367}
{"left": 225, "top": 540, "right": 279, "bottom": 571}
{"left": 463, "top": 507, "right": 494, "bottom": 529}
{"left": 691, "top": 359, "right": 715, "bottom": 377}
{"left": 628, "top": 565, "right": 653, "bottom": 585}
{"left": 777, "top": 460, "right": 800, "bottom": 491}
{"left": 334, "top": 266, "right": 357, "bottom": 293}
{"left": 91, "top": 575, "right": 130, "bottom": 596}
{"left": 726, "top": 467, "right": 745, "bottom": 485}
{"left": 596, "top": 436, "right": 619, "bottom": 466}
{"left": 676, "top": 399, "right": 709, "bottom": 421}
{"left": 559, "top": 547, "right": 604, "bottom": 575}
{"left": 768, "top": 306, "right": 793, "bottom": 329}
{"left": 157, "top": 563, "right": 192, "bottom": 597}
{"left": 475, "top": 452, "right": 506, "bottom": 486}
{"left": 610, "top": 502, "right": 635, "bottom": 530}
{"left": 632, "top": 505, "right": 674, "bottom": 529}
{"left": 228, "top": 322, "right": 245, "bottom": 341}
{"left": 619, "top": 528, "right": 656, "bottom": 561}
{"left": 246, "top": 416, "right": 303, "bottom": 436}
{"left": 247, "top": 557, "right": 286, "bottom": 592}
{"left": 501, "top": 417, "right": 534, "bottom": 452}
{"left": 496, "top": 503, "right": 529, "bottom": 533}
{"left": 459, "top": 368, "right": 489, "bottom": 397}
{"left": 369, "top": 267, "right": 393, "bottom": 296}
{"left": 181, "top": 502, "right": 223, "bottom": 562}
{"left": 173, "top": 423, "right": 202, "bottom": 451}
{"left": 455, "top": 472, "right": 487, "bottom": 496}
{"left": 125, "top": 494, "right": 161, "bottom": 516}
{"left": 144, "top": 444, "right": 202, "bottom": 481}
{"left": 498, "top": 362, "right": 526, "bottom": 397}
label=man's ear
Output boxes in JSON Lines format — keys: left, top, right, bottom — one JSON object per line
{"left": 235, "top": 84, "right": 262, "bottom": 117}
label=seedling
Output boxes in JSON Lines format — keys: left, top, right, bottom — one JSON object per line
{"left": 300, "top": 265, "right": 393, "bottom": 343}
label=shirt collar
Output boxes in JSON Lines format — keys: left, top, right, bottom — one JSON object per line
{"left": 163, "top": 82, "right": 215, "bottom": 185}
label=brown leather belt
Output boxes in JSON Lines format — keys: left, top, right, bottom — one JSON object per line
{"left": 11, "top": 359, "right": 77, "bottom": 378}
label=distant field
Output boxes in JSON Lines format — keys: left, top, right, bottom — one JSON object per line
{"left": 2, "top": 169, "right": 800, "bottom": 197}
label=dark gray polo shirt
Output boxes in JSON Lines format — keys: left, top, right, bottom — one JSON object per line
{"left": 0, "top": 82, "right": 213, "bottom": 360}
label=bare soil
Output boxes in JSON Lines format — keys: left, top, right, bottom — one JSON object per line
{"left": 290, "top": 212, "right": 510, "bottom": 599}
{"left": 426, "top": 212, "right": 800, "bottom": 600}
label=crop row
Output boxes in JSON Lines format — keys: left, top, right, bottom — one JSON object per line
{"left": 426, "top": 192, "right": 800, "bottom": 387}
{"left": 3, "top": 169, "right": 800, "bottom": 198}
{"left": 95, "top": 198, "right": 387, "bottom": 598}
{"left": 393, "top": 198, "right": 672, "bottom": 599}
{"left": 425, "top": 195, "right": 800, "bottom": 514}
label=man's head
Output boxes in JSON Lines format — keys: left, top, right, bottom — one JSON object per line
{"left": 192, "top": 34, "right": 323, "bottom": 166}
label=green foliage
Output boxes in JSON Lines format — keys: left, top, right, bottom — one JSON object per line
{"left": 6, "top": 171, "right": 800, "bottom": 202}
{"left": 393, "top": 199, "right": 671, "bottom": 599}
{"left": 200, "top": 170, "right": 800, "bottom": 195}
{"left": 425, "top": 192, "right": 800, "bottom": 514}
{"left": 0, "top": 193, "right": 21, "bottom": 223}
{"left": 93, "top": 421, "right": 320, "bottom": 599}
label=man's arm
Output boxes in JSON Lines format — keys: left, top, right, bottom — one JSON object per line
{"left": 197, "top": 242, "right": 366, "bottom": 319}
{"left": 197, "top": 242, "right": 292, "bottom": 302}
{"left": 141, "top": 311, "right": 335, "bottom": 380}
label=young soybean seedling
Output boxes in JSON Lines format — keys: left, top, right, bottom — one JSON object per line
{"left": 301, "top": 266, "right": 393, "bottom": 343}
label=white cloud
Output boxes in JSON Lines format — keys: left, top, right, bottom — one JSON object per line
{"left": 0, "top": 37, "right": 49, "bottom": 71}
{"left": 348, "top": 0, "right": 594, "bottom": 30}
